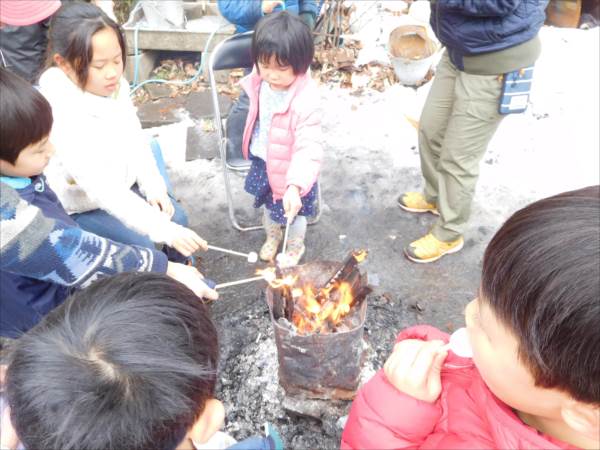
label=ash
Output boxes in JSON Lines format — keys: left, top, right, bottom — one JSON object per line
{"left": 212, "top": 289, "right": 408, "bottom": 449}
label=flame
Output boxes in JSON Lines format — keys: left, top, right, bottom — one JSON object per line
{"left": 353, "top": 250, "right": 368, "bottom": 263}
{"left": 257, "top": 267, "right": 297, "bottom": 288}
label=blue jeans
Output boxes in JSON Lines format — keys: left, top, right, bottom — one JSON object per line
{"left": 72, "top": 141, "right": 189, "bottom": 263}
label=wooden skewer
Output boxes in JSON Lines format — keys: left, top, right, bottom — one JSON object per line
{"left": 214, "top": 275, "right": 265, "bottom": 290}
{"left": 207, "top": 245, "right": 258, "bottom": 263}
{"left": 281, "top": 218, "right": 291, "bottom": 255}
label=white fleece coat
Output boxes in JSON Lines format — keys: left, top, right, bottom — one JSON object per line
{"left": 39, "top": 67, "right": 184, "bottom": 246}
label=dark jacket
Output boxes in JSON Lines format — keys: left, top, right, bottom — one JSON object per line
{"left": 430, "top": 0, "right": 549, "bottom": 72}
{"left": 0, "top": 176, "right": 76, "bottom": 338}
{"left": 218, "top": 0, "right": 320, "bottom": 33}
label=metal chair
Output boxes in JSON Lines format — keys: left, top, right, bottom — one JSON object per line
{"left": 208, "top": 31, "right": 322, "bottom": 231}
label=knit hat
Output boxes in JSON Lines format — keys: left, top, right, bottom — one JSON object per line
{"left": 0, "top": 0, "right": 61, "bottom": 26}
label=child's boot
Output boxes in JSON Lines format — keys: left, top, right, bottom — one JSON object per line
{"left": 283, "top": 237, "right": 305, "bottom": 266}
{"left": 260, "top": 219, "right": 283, "bottom": 261}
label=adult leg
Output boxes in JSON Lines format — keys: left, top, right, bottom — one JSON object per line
{"left": 432, "top": 71, "right": 505, "bottom": 242}
{"left": 418, "top": 51, "right": 459, "bottom": 204}
{"left": 225, "top": 90, "right": 250, "bottom": 160}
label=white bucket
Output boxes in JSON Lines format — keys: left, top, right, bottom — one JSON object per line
{"left": 388, "top": 25, "right": 438, "bottom": 86}
{"left": 140, "top": 0, "right": 185, "bottom": 29}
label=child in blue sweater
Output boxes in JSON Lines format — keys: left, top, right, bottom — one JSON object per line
{"left": 0, "top": 68, "right": 217, "bottom": 338}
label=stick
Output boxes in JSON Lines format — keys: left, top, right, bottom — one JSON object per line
{"left": 281, "top": 219, "right": 291, "bottom": 255}
{"left": 214, "top": 275, "right": 265, "bottom": 290}
{"left": 207, "top": 245, "right": 250, "bottom": 259}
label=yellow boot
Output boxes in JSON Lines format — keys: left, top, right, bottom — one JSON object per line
{"left": 397, "top": 192, "right": 439, "bottom": 215}
{"left": 404, "top": 233, "right": 464, "bottom": 263}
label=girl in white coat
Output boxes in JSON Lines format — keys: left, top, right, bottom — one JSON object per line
{"left": 39, "top": 2, "right": 206, "bottom": 263}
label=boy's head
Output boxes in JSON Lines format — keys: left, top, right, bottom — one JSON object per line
{"left": 6, "top": 273, "right": 222, "bottom": 450}
{"left": 467, "top": 186, "right": 599, "bottom": 441}
{"left": 252, "top": 11, "right": 314, "bottom": 89}
{"left": 0, "top": 68, "right": 54, "bottom": 178}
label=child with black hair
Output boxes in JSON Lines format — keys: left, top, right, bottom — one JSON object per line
{"left": 342, "top": 186, "right": 600, "bottom": 449}
{"left": 241, "top": 11, "right": 322, "bottom": 266}
{"left": 38, "top": 2, "right": 206, "bottom": 264}
{"left": 0, "top": 68, "right": 217, "bottom": 339}
{"left": 3, "top": 273, "right": 282, "bottom": 450}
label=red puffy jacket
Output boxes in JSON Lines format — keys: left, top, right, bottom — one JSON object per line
{"left": 341, "top": 325, "right": 576, "bottom": 450}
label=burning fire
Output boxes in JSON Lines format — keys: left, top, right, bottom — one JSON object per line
{"left": 258, "top": 249, "right": 367, "bottom": 334}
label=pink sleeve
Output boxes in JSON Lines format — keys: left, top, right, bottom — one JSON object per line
{"left": 341, "top": 370, "right": 442, "bottom": 449}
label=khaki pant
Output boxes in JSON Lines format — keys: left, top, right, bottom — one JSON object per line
{"left": 419, "top": 51, "right": 505, "bottom": 242}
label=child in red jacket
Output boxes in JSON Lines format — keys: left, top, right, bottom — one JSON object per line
{"left": 342, "top": 186, "right": 600, "bottom": 449}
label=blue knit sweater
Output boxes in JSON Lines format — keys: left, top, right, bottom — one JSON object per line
{"left": 0, "top": 179, "right": 167, "bottom": 338}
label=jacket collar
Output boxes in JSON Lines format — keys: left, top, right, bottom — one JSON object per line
{"left": 241, "top": 69, "right": 311, "bottom": 114}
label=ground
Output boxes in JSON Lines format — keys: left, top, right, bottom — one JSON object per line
{"left": 144, "top": 27, "right": 598, "bottom": 449}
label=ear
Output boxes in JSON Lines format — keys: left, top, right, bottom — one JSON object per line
{"left": 187, "top": 398, "right": 225, "bottom": 446}
{"left": 561, "top": 399, "right": 600, "bottom": 442}
{"left": 53, "top": 54, "right": 72, "bottom": 74}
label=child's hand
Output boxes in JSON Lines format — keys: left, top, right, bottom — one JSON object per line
{"left": 262, "top": 0, "right": 284, "bottom": 14}
{"left": 383, "top": 339, "right": 448, "bottom": 403}
{"left": 283, "top": 185, "right": 302, "bottom": 223}
{"left": 166, "top": 262, "right": 218, "bottom": 300}
{"left": 149, "top": 194, "right": 175, "bottom": 219}
{"left": 171, "top": 227, "right": 208, "bottom": 256}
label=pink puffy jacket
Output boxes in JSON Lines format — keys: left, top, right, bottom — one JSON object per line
{"left": 341, "top": 325, "right": 576, "bottom": 450}
{"left": 241, "top": 71, "right": 322, "bottom": 201}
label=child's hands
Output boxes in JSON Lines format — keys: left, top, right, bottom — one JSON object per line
{"left": 166, "top": 262, "right": 218, "bottom": 300}
{"left": 171, "top": 227, "right": 208, "bottom": 257}
{"left": 262, "top": 0, "right": 284, "bottom": 14}
{"left": 283, "top": 185, "right": 302, "bottom": 223}
{"left": 383, "top": 339, "right": 448, "bottom": 403}
{"left": 149, "top": 194, "right": 175, "bottom": 219}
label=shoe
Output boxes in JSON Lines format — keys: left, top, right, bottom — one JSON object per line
{"left": 278, "top": 237, "right": 305, "bottom": 268}
{"left": 260, "top": 221, "right": 283, "bottom": 261}
{"left": 397, "top": 192, "right": 439, "bottom": 215}
{"left": 404, "top": 233, "right": 464, "bottom": 263}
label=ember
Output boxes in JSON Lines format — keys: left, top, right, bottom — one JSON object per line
{"left": 262, "top": 250, "right": 370, "bottom": 335}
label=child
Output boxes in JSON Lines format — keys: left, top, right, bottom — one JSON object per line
{"left": 4, "top": 273, "right": 282, "bottom": 450}
{"left": 0, "top": 68, "right": 217, "bottom": 339}
{"left": 241, "top": 11, "right": 322, "bottom": 266}
{"left": 38, "top": 2, "right": 206, "bottom": 264}
{"left": 342, "top": 186, "right": 600, "bottom": 449}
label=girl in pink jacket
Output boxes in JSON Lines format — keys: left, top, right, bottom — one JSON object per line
{"left": 342, "top": 186, "right": 600, "bottom": 449}
{"left": 241, "top": 11, "right": 322, "bottom": 266}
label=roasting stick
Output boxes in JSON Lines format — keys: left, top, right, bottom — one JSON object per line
{"left": 207, "top": 245, "right": 258, "bottom": 263}
{"left": 214, "top": 275, "right": 265, "bottom": 290}
{"left": 281, "top": 218, "right": 291, "bottom": 255}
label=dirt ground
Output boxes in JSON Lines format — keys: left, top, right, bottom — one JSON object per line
{"left": 142, "top": 26, "right": 599, "bottom": 449}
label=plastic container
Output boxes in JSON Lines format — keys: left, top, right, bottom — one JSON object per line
{"left": 140, "top": 0, "right": 185, "bottom": 29}
{"left": 388, "top": 24, "right": 438, "bottom": 86}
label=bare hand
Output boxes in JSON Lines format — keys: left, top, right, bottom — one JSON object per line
{"left": 149, "top": 194, "right": 175, "bottom": 219}
{"left": 283, "top": 185, "right": 302, "bottom": 223}
{"left": 262, "top": 0, "right": 284, "bottom": 14}
{"left": 383, "top": 339, "right": 447, "bottom": 403}
{"left": 166, "top": 262, "right": 218, "bottom": 300}
{"left": 171, "top": 227, "right": 208, "bottom": 257}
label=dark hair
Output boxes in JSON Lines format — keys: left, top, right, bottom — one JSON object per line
{"left": 252, "top": 11, "right": 314, "bottom": 75}
{"left": 6, "top": 273, "right": 219, "bottom": 450}
{"left": 0, "top": 68, "right": 53, "bottom": 164}
{"left": 46, "top": 1, "right": 127, "bottom": 88}
{"left": 481, "top": 185, "right": 600, "bottom": 404}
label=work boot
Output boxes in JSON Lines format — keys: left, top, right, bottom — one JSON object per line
{"left": 260, "top": 220, "right": 283, "bottom": 262}
{"left": 279, "top": 237, "right": 305, "bottom": 268}
{"left": 404, "top": 232, "right": 464, "bottom": 263}
{"left": 397, "top": 192, "right": 439, "bottom": 215}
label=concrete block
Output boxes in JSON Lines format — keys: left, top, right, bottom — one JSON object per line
{"left": 125, "top": 50, "right": 158, "bottom": 84}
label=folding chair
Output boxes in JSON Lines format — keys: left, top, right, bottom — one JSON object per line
{"left": 208, "top": 31, "right": 322, "bottom": 231}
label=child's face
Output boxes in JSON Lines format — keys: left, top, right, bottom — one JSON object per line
{"left": 465, "top": 298, "right": 565, "bottom": 418}
{"left": 0, "top": 137, "right": 54, "bottom": 178}
{"left": 84, "top": 26, "right": 123, "bottom": 97}
{"left": 257, "top": 55, "right": 296, "bottom": 91}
